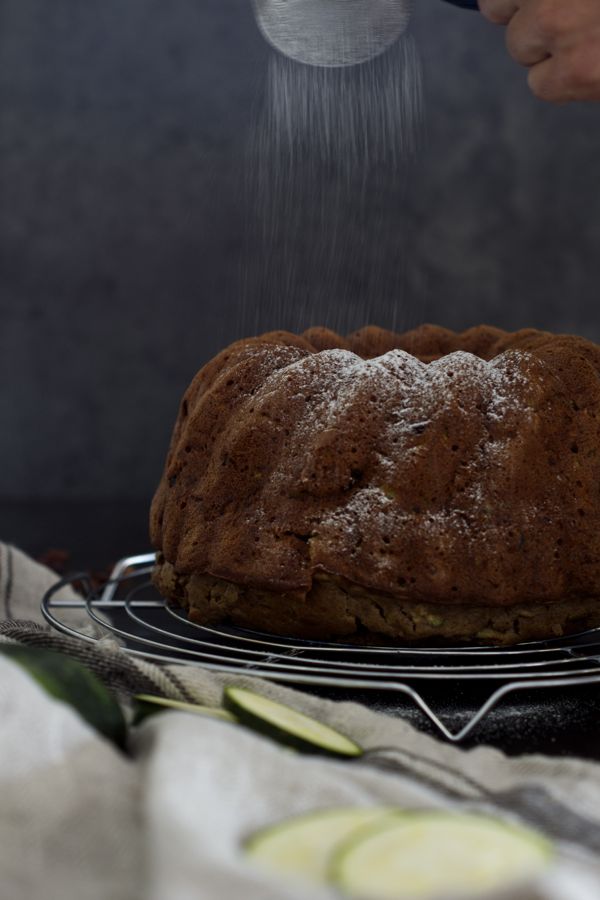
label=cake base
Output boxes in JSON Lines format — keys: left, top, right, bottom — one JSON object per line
{"left": 153, "top": 557, "right": 600, "bottom": 647}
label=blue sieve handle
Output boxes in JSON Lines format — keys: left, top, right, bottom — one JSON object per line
{"left": 442, "top": 0, "right": 479, "bottom": 8}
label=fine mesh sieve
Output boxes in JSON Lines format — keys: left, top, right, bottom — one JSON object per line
{"left": 252, "top": 0, "right": 479, "bottom": 68}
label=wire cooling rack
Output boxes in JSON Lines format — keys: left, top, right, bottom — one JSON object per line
{"left": 41, "top": 553, "right": 600, "bottom": 743}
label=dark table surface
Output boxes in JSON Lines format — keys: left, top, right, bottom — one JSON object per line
{"left": 2, "top": 500, "right": 600, "bottom": 761}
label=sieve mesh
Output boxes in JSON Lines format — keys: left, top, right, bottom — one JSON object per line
{"left": 252, "top": 0, "right": 414, "bottom": 68}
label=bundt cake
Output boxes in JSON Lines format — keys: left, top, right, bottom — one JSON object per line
{"left": 150, "top": 324, "right": 600, "bottom": 646}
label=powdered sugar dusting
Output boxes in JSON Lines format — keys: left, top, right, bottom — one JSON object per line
{"left": 255, "top": 344, "right": 536, "bottom": 447}
{"left": 246, "top": 344, "right": 543, "bottom": 568}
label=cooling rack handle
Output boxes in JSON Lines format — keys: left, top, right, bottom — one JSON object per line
{"left": 441, "top": 0, "right": 480, "bottom": 9}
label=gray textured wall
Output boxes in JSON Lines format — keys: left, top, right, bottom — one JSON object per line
{"left": 1, "top": 0, "right": 599, "bottom": 501}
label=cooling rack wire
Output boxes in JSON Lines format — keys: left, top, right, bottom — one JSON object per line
{"left": 42, "top": 553, "right": 600, "bottom": 742}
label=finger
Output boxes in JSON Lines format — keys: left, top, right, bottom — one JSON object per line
{"left": 478, "top": 0, "right": 520, "bottom": 26}
{"left": 506, "top": 7, "right": 550, "bottom": 67}
{"left": 528, "top": 46, "right": 600, "bottom": 103}
{"left": 528, "top": 57, "right": 574, "bottom": 102}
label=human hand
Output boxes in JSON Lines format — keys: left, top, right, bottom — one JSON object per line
{"left": 478, "top": 0, "right": 600, "bottom": 102}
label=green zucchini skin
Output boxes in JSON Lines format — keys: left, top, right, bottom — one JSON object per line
{"left": 133, "top": 693, "right": 236, "bottom": 726}
{"left": 0, "top": 645, "right": 127, "bottom": 750}
{"left": 223, "top": 687, "right": 363, "bottom": 759}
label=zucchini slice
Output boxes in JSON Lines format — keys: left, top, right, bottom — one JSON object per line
{"left": 133, "top": 694, "right": 236, "bottom": 725}
{"left": 0, "top": 645, "right": 127, "bottom": 749}
{"left": 246, "top": 808, "right": 394, "bottom": 884}
{"left": 223, "top": 687, "right": 363, "bottom": 758}
{"left": 331, "top": 811, "right": 553, "bottom": 899}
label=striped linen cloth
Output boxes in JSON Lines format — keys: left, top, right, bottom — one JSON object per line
{"left": 2, "top": 540, "right": 600, "bottom": 900}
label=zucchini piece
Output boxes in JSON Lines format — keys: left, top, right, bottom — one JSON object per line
{"left": 246, "top": 808, "right": 394, "bottom": 884}
{"left": 133, "top": 693, "right": 236, "bottom": 725}
{"left": 331, "top": 810, "right": 554, "bottom": 899}
{"left": 223, "top": 687, "right": 363, "bottom": 758}
{"left": 0, "top": 645, "right": 127, "bottom": 749}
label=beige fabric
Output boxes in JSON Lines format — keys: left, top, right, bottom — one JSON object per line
{"left": 2, "top": 541, "right": 600, "bottom": 899}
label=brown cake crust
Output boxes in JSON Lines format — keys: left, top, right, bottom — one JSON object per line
{"left": 150, "top": 324, "right": 600, "bottom": 646}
